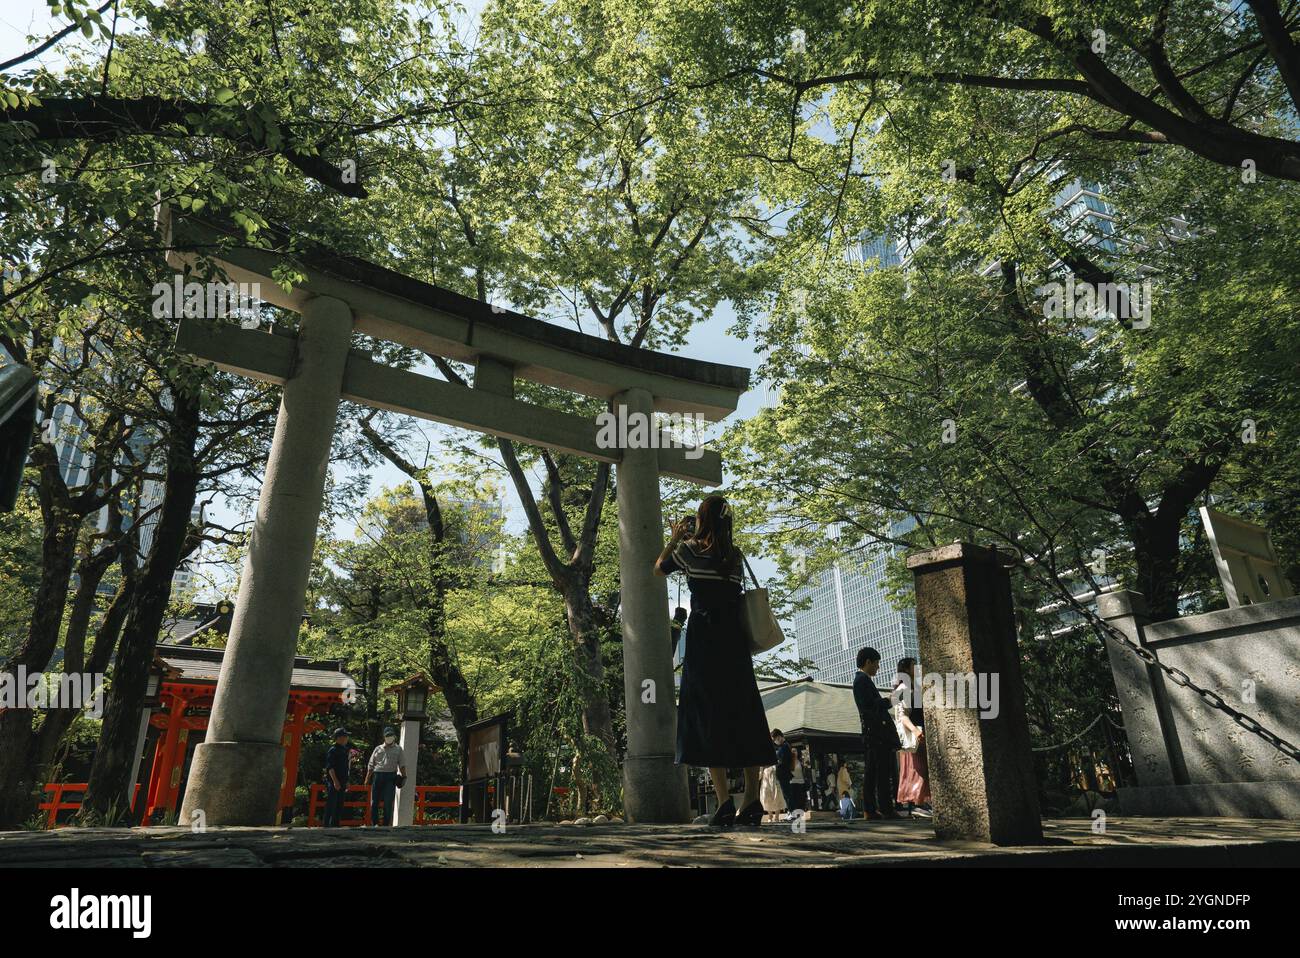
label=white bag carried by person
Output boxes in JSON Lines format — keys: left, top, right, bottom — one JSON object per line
{"left": 892, "top": 686, "right": 918, "bottom": 752}
{"left": 740, "top": 553, "right": 785, "bottom": 655}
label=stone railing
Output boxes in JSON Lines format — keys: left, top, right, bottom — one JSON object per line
{"left": 1098, "top": 591, "right": 1300, "bottom": 819}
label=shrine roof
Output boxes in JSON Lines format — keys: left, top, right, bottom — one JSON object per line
{"left": 759, "top": 677, "right": 864, "bottom": 741}
{"left": 156, "top": 643, "right": 353, "bottom": 694}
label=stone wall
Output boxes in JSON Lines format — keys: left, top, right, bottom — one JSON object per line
{"left": 1098, "top": 591, "right": 1300, "bottom": 818}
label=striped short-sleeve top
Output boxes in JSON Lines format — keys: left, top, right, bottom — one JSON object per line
{"left": 662, "top": 540, "right": 744, "bottom": 603}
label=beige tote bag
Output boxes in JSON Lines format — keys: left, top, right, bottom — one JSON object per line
{"left": 740, "top": 553, "right": 785, "bottom": 655}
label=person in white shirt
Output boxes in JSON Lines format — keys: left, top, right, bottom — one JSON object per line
{"left": 364, "top": 726, "right": 407, "bottom": 826}
{"left": 760, "top": 765, "right": 785, "bottom": 822}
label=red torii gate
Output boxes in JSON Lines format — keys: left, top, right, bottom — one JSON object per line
{"left": 140, "top": 644, "right": 353, "bottom": 825}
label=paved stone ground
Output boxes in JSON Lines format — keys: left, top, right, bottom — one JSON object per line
{"left": 2, "top": 815, "right": 1299, "bottom": 867}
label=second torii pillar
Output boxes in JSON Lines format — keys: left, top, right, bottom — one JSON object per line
{"left": 180, "top": 295, "right": 354, "bottom": 826}
{"left": 906, "top": 542, "right": 1042, "bottom": 845}
{"left": 616, "top": 387, "right": 691, "bottom": 823}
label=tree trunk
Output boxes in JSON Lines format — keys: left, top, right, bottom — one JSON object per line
{"left": 0, "top": 510, "right": 80, "bottom": 827}
{"left": 60, "top": 540, "right": 120, "bottom": 675}
{"left": 363, "top": 658, "right": 379, "bottom": 720}
{"left": 1, "top": 548, "right": 133, "bottom": 828}
{"left": 563, "top": 584, "right": 615, "bottom": 753}
{"left": 79, "top": 391, "right": 200, "bottom": 823}
{"left": 1131, "top": 515, "right": 1185, "bottom": 622}
{"left": 424, "top": 595, "right": 478, "bottom": 780}
{"left": 357, "top": 422, "right": 483, "bottom": 779}
{"left": 21, "top": 507, "right": 80, "bottom": 671}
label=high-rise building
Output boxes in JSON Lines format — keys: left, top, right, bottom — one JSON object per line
{"left": 790, "top": 520, "right": 919, "bottom": 688}
{"left": 854, "top": 232, "right": 902, "bottom": 269}
{"left": 3, "top": 336, "right": 202, "bottom": 595}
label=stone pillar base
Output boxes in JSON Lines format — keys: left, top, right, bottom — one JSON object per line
{"left": 179, "top": 741, "right": 285, "bottom": 827}
{"left": 1119, "top": 781, "right": 1300, "bottom": 819}
{"left": 622, "top": 755, "right": 691, "bottom": 823}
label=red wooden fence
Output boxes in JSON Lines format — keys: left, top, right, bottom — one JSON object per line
{"left": 305, "top": 784, "right": 571, "bottom": 826}
{"left": 39, "top": 783, "right": 141, "bottom": 829}
{"left": 39, "top": 781, "right": 570, "bottom": 828}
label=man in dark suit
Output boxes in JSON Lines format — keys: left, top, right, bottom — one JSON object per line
{"left": 853, "top": 647, "right": 901, "bottom": 819}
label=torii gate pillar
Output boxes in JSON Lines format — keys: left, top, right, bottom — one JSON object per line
{"left": 616, "top": 387, "right": 692, "bottom": 823}
{"left": 180, "top": 295, "right": 353, "bottom": 826}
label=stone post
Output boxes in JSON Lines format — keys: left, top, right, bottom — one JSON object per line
{"left": 905, "top": 542, "right": 1042, "bottom": 845}
{"left": 615, "top": 387, "right": 690, "bottom": 823}
{"left": 1096, "top": 590, "right": 1188, "bottom": 787}
{"left": 394, "top": 717, "right": 420, "bottom": 826}
{"left": 126, "top": 708, "right": 152, "bottom": 815}
{"left": 180, "top": 295, "right": 353, "bottom": 826}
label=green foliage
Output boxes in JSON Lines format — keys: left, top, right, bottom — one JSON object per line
{"left": 7, "top": 0, "right": 1297, "bottom": 813}
{"left": 304, "top": 470, "right": 631, "bottom": 813}
{"left": 597, "top": 0, "right": 1300, "bottom": 786}
{"left": 0, "top": 493, "right": 42, "bottom": 660}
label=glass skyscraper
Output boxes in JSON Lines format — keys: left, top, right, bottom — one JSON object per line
{"left": 854, "top": 232, "right": 902, "bottom": 269}
{"left": 790, "top": 521, "right": 919, "bottom": 688}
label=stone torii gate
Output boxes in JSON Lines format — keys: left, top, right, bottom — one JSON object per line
{"left": 161, "top": 211, "right": 749, "bottom": 826}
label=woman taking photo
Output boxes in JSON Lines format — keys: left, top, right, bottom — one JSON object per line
{"left": 654, "top": 494, "right": 774, "bottom": 826}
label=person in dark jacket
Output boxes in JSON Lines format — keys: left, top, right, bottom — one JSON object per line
{"left": 323, "top": 728, "right": 351, "bottom": 828}
{"left": 670, "top": 606, "right": 688, "bottom": 669}
{"left": 853, "top": 647, "right": 901, "bottom": 819}
{"left": 655, "top": 494, "right": 774, "bottom": 827}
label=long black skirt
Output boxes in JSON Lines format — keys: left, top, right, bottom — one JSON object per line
{"left": 676, "top": 604, "right": 776, "bottom": 768}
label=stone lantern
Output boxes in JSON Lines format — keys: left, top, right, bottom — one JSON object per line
{"left": 384, "top": 675, "right": 440, "bottom": 825}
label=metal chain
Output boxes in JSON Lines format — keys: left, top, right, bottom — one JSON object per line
{"left": 1020, "top": 555, "right": 1300, "bottom": 766}
{"left": 1031, "top": 712, "right": 1105, "bottom": 753}
{"left": 1085, "top": 608, "right": 1300, "bottom": 764}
